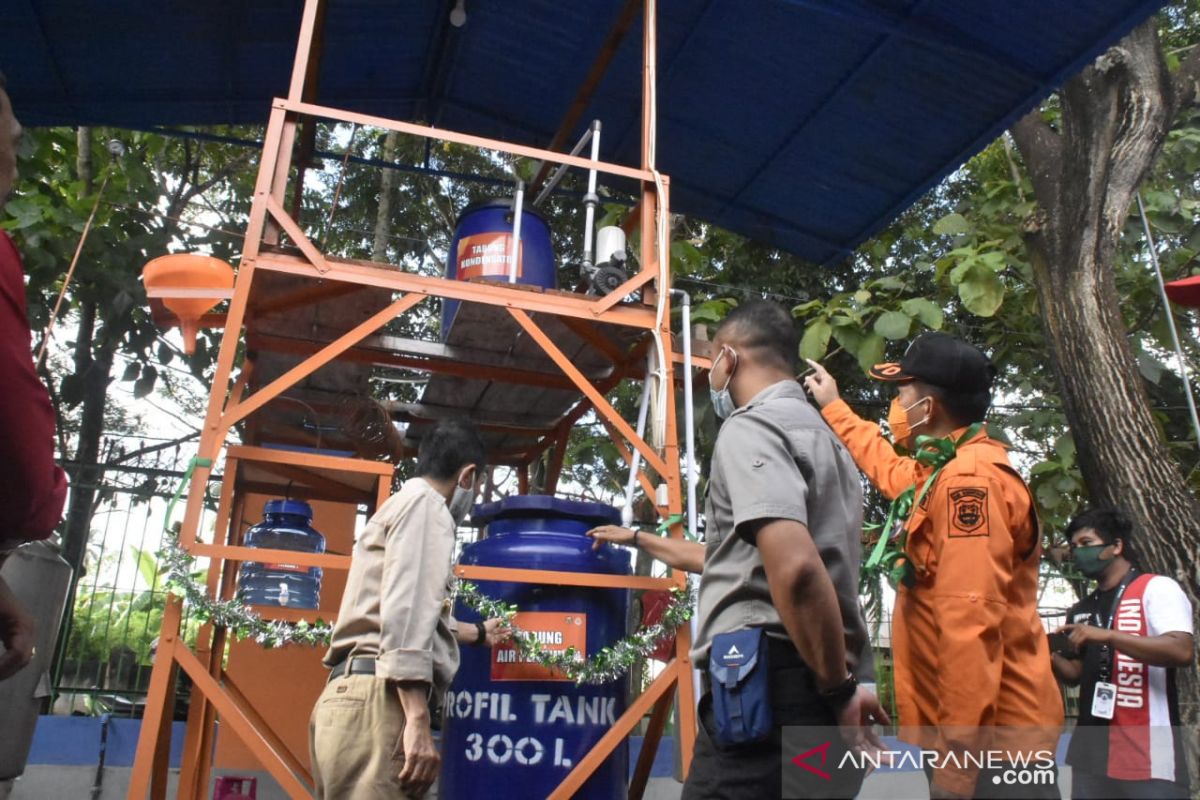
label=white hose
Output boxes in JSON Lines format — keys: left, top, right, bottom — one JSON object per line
{"left": 622, "top": 357, "right": 654, "bottom": 527}
{"left": 509, "top": 181, "right": 524, "bottom": 284}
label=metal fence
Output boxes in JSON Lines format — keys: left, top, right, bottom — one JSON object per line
{"left": 51, "top": 436, "right": 211, "bottom": 719}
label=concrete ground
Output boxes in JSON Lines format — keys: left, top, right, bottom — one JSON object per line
{"left": 1, "top": 764, "right": 1075, "bottom": 799}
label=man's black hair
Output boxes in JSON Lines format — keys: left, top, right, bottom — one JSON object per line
{"left": 922, "top": 383, "right": 991, "bottom": 427}
{"left": 715, "top": 299, "right": 798, "bottom": 372}
{"left": 1066, "top": 507, "right": 1139, "bottom": 566}
{"left": 0, "top": 71, "right": 7, "bottom": 90}
{"left": 416, "top": 419, "right": 487, "bottom": 481}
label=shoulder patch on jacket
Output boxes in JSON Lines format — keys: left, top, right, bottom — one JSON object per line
{"left": 948, "top": 486, "right": 989, "bottom": 538}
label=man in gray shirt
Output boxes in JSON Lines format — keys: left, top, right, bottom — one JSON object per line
{"left": 682, "top": 300, "right": 885, "bottom": 800}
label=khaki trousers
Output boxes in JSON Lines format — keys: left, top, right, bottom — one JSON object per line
{"left": 309, "top": 674, "right": 413, "bottom": 800}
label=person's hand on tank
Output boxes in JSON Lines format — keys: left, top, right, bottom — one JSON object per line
{"left": 586, "top": 525, "right": 636, "bottom": 550}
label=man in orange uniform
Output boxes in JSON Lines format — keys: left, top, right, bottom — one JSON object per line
{"left": 805, "top": 332, "right": 1063, "bottom": 799}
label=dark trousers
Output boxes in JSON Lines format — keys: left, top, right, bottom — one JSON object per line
{"left": 683, "top": 638, "right": 865, "bottom": 800}
{"left": 1072, "top": 771, "right": 1189, "bottom": 800}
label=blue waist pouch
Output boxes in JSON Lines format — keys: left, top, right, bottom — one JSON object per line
{"left": 708, "top": 628, "right": 772, "bottom": 745}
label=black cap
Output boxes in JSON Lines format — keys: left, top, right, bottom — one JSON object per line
{"left": 868, "top": 332, "right": 995, "bottom": 393}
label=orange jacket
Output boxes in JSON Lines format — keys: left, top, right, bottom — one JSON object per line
{"left": 821, "top": 399, "right": 1063, "bottom": 795}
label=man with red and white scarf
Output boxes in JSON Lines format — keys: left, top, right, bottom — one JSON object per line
{"left": 1053, "top": 508, "right": 1194, "bottom": 799}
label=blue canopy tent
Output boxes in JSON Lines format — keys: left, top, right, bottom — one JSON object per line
{"left": 0, "top": 0, "right": 1166, "bottom": 262}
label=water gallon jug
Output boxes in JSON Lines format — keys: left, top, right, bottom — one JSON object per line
{"left": 237, "top": 499, "right": 325, "bottom": 609}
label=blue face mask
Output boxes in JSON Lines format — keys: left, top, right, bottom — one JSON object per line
{"left": 710, "top": 348, "right": 738, "bottom": 419}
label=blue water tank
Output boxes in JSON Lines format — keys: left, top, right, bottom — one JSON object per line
{"left": 237, "top": 499, "right": 326, "bottom": 609}
{"left": 441, "top": 496, "right": 631, "bottom": 800}
{"left": 441, "top": 199, "right": 557, "bottom": 339}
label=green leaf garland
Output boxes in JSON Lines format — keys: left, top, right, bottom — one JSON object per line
{"left": 157, "top": 524, "right": 694, "bottom": 682}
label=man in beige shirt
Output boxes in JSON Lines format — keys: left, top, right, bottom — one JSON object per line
{"left": 310, "top": 419, "right": 499, "bottom": 799}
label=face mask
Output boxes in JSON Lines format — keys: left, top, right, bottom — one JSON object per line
{"left": 886, "top": 396, "right": 929, "bottom": 444}
{"left": 1073, "top": 544, "right": 1114, "bottom": 579}
{"left": 448, "top": 472, "right": 476, "bottom": 526}
{"left": 709, "top": 348, "right": 738, "bottom": 419}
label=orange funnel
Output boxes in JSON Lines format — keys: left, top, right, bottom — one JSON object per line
{"left": 142, "top": 254, "right": 235, "bottom": 354}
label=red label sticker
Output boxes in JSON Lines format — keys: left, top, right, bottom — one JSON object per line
{"left": 491, "top": 611, "right": 586, "bottom": 682}
{"left": 457, "top": 233, "right": 523, "bottom": 280}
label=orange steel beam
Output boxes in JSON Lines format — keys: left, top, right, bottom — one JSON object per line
{"left": 600, "top": 417, "right": 658, "bottom": 502}
{"left": 254, "top": 250, "right": 658, "bottom": 328}
{"left": 191, "top": 542, "right": 350, "bottom": 571}
{"left": 288, "top": 0, "right": 328, "bottom": 219}
{"left": 228, "top": 445, "right": 395, "bottom": 477}
{"left": 237, "top": 479, "right": 371, "bottom": 506}
{"left": 548, "top": 660, "right": 680, "bottom": 800}
{"left": 629, "top": 688, "right": 674, "bottom": 800}
{"left": 375, "top": 472, "right": 390, "bottom": 511}
{"left": 128, "top": 598, "right": 183, "bottom": 799}
{"left": 590, "top": 259, "right": 658, "bottom": 315}
{"left": 173, "top": 646, "right": 313, "bottom": 797}
{"left": 508, "top": 308, "right": 669, "bottom": 478}
{"left": 528, "top": 0, "right": 643, "bottom": 194}
{"left": 221, "top": 293, "right": 426, "bottom": 431}
{"left": 192, "top": 493, "right": 249, "bottom": 799}
{"left": 454, "top": 565, "right": 676, "bottom": 592}
{"left": 265, "top": 195, "right": 332, "bottom": 273}
{"left": 280, "top": 99, "right": 654, "bottom": 184}
{"left": 178, "top": 457, "right": 241, "bottom": 799}
{"left": 244, "top": 462, "right": 378, "bottom": 505}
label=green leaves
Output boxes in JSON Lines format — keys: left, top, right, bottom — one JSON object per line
{"left": 856, "top": 333, "right": 886, "bottom": 373}
{"left": 900, "top": 297, "right": 943, "bottom": 330}
{"left": 873, "top": 310, "right": 913, "bottom": 341}
{"left": 954, "top": 264, "right": 1005, "bottom": 317}
{"left": 799, "top": 318, "right": 832, "bottom": 361}
{"left": 933, "top": 212, "right": 971, "bottom": 236}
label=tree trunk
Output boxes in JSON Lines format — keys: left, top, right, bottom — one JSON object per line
{"left": 1012, "top": 18, "right": 1200, "bottom": 770}
{"left": 61, "top": 297, "right": 113, "bottom": 574}
{"left": 371, "top": 131, "right": 398, "bottom": 263}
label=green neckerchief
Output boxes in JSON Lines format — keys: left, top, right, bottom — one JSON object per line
{"left": 863, "top": 423, "right": 984, "bottom": 588}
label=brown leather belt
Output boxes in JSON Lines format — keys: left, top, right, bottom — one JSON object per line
{"left": 327, "top": 656, "right": 376, "bottom": 682}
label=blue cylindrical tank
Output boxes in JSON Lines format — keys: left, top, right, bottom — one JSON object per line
{"left": 237, "top": 499, "right": 325, "bottom": 609}
{"left": 441, "top": 199, "right": 557, "bottom": 338}
{"left": 441, "top": 496, "right": 631, "bottom": 800}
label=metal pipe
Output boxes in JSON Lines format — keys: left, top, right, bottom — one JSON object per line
{"left": 671, "top": 289, "right": 698, "bottom": 538}
{"left": 1137, "top": 192, "right": 1200, "bottom": 445}
{"left": 90, "top": 713, "right": 111, "bottom": 799}
{"left": 509, "top": 181, "right": 525, "bottom": 284}
{"left": 581, "top": 120, "right": 603, "bottom": 268}
{"left": 622, "top": 357, "right": 654, "bottom": 527}
{"left": 533, "top": 125, "right": 595, "bottom": 207}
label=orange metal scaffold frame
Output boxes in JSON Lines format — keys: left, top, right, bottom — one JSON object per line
{"left": 128, "top": 0, "right": 699, "bottom": 797}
